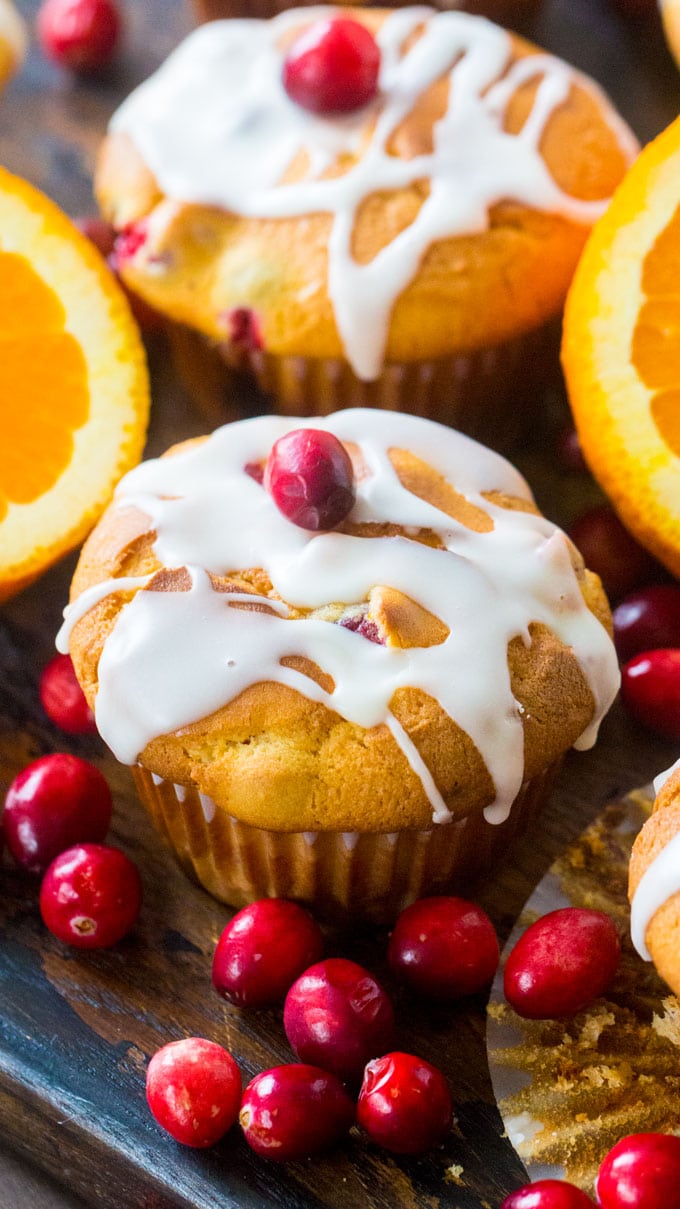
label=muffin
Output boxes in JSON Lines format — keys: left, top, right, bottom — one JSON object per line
{"left": 96, "top": 8, "right": 636, "bottom": 442}
{"left": 0, "top": 0, "right": 25, "bottom": 91}
{"left": 58, "top": 410, "right": 619, "bottom": 921}
{"left": 629, "top": 758, "right": 680, "bottom": 995}
{"left": 190, "top": 0, "right": 543, "bottom": 31}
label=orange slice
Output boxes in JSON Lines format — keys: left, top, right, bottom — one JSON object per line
{"left": 562, "top": 116, "right": 680, "bottom": 579}
{"left": 0, "top": 0, "right": 25, "bottom": 90}
{"left": 0, "top": 166, "right": 149, "bottom": 601}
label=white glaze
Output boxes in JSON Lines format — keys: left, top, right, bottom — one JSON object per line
{"left": 58, "top": 410, "right": 620, "bottom": 827}
{"left": 109, "top": 7, "right": 636, "bottom": 381}
{"left": 630, "top": 757, "right": 680, "bottom": 960}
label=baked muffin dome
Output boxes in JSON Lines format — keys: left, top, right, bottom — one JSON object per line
{"left": 630, "top": 759, "right": 680, "bottom": 996}
{"left": 96, "top": 8, "right": 635, "bottom": 388}
{"left": 60, "top": 410, "right": 618, "bottom": 835}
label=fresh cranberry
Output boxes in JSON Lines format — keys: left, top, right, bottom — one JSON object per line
{"left": 283, "top": 17, "right": 380, "bottom": 115}
{"left": 111, "top": 222, "right": 148, "bottom": 266}
{"left": 264, "top": 429, "right": 355, "bottom": 532}
{"left": 596, "top": 1133, "right": 680, "bottom": 1209}
{"left": 37, "top": 0, "right": 122, "bottom": 72}
{"left": 3, "top": 754, "right": 112, "bottom": 874}
{"left": 357, "top": 1051, "right": 453, "bottom": 1155}
{"left": 613, "top": 587, "right": 680, "bottom": 664}
{"left": 40, "top": 842, "right": 142, "bottom": 948}
{"left": 503, "top": 908, "right": 620, "bottom": 1019}
{"left": 75, "top": 215, "right": 116, "bottom": 259}
{"left": 284, "top": 957, "right": 394, "bottom": 1084}
{"left": 568, "top": 505, "right": 658, "bottom": 602}
{"left": 212, "top": 898, "right": 324, "bottom": 1009}
{"left": 501, "top": 1180, "right": 596, "bottom": 1209}
{"left": 239, "top": 1063, "right": 354, "bottom": 1160}
{"left": 146, "top": 1038, "right": 242, "bottom": 1148}
{"left": 388, "top": 896, "right": 499, "bottom": 1000}
{"left": 223, "top": 307, "right": 263, "bottom": 352}
{"left": 621, "top": 649, "right": 680, "bottom": 740}
{"left": 556, "top": 428, "right": 590, "bottom": 476}
{"left": 40, "top": 654, "right": 97, "bottom": 735}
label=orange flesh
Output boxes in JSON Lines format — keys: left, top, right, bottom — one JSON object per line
{"left": 632, "top": 203, "right": 680, "bottom": 454}
{"left": 0, "top": 250, "right": 90, "bottom": 520}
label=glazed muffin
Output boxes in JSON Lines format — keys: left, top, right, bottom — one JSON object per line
{"left": 190, "top": 0, "right": 543, "bottom": 31}
{"left": 96, "top": 8, "right": 636, "bottom": 441}
{"left": 0, "top": 0, "right": 25, "bottom": 91}
{"left": 629, "top": 758, "right": 680, "bottom": 996}
{"left": 58, "top": 410, "right": 619, "bottom": 920}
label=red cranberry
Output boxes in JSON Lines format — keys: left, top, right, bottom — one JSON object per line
{"left": 224, "top": 306, "right": 263, "bottom": 352}
{"left": 40, "top": 654, "right": 97, "bottom": 735}
{"left": 388, "top": 896, "right": 499, "bottom": 1000}
{"left": 613, "top": 587, "right": 680, "bottom": 664}
{"left": 503, "top": 908, "right": 620, "bottom": 1019}
{"left": 75, "top": 215, "right": 116, "bottom": 259}
{"left": 596, "top": 1133, "right": 680, "bottom": 1209}
{"left": 282, "top": 17, "right": 380, "bottom": 115}
{"left": 40, "top": 842, "right": 142, "bottom": 948}
{"left": 37, "top": 0, "right": 122, "bottom": 72}
{"left": 357, "top": 1051, "right": 453, "bottom": 1155}
{"left": 239, "top": 1063, "right": 354, "bottom": 1160}
{"left": 146, "top": 1038, "right": 242, "bottom": 1148}
{"left": 3, "top": 754, "right": 112, "bottom": 874}
{"left": 111, "top": 222, "right": 148, "bottom": 266}
{"left": 568, "top": 505, "right": 658, "bottom": 602}
{"left": 339, "top": 611, "right": 384, "bottom": 645}
{"left": 621, "top": 649, "right": 680, "bottom": 740}
{"left": 556, "top": 428, "right": 590, "bottom": 476}
{"left": 501, "top": 1180, "right": 596, "bottom": 1209}
{"left": 212, "top": 898, "right": 324, "bottom": 1009}
{"left": 264, "top": 429, "right": 355, "bottom": 532}
{"left": 283, "top": 957, "right": 394, "bottom": 1084}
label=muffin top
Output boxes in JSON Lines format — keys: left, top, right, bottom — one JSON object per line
{"left": 630, "top": 758, "right": 680, "bottom": 976}
{"left": 60, "top": 410, "right": 619, "bottom": 832}
{"left": 97, "top": 7, "right": 636, "bottom": 378}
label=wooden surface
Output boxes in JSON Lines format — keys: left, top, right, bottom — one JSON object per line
{"left": 1, "top": 1, "right": 680, "bottom": 1207}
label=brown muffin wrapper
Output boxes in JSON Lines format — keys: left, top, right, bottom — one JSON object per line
{"left": 133, "top": 762, "right": 560, "bottom": 923}
{"left": 169, "top": 321, "right": 559, "bottom": 451}
{"left": 190, "top": 0, "right": 542, "bottom": 26}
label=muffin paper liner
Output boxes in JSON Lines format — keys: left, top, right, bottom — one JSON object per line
{"left": 133, "top": 762, "right": 560, "bottom": 923}
{"left": 170, "top": 322, "right": 559, "bottom": 450}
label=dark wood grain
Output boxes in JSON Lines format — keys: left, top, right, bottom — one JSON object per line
{"left": 1, "top": 1, "right": 679, "bottom": 1206}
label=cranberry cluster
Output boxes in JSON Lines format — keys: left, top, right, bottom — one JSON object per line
{"left": 560, "top": 428, "right": 680, "bottom": 741}
{"left": 147, "top": 894, "right": 501, "bottom": 1159}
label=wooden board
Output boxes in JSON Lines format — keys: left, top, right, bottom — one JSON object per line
{"left": 1, "top": 1, "right": 679, "bottom": 1205}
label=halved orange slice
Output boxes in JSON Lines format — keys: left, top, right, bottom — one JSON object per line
{"left": 562, "top": 116, "right": 680, "bottom": 579}
{"left": 0, "top": 0, "right": 25, "bottom": 90}
{"left": 0, "top": 166, "right": 149, "bottom": 601}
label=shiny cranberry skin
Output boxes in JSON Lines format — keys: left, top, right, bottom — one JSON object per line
{"left": 3, "top": 754, "right": 112, "bottom": 874}
{"left": 37, "top": 0, "right": 122, "bottom": 72}
{"left": 40, "top": 843, "right": 142, "bottom": 948}
{"left": 501, "top": 1180, "right": 596, "bottom": 1209}
{"left": 40, "top": 654, "right": 97, "bottom": 735}
{"left": 568, "top": 506, "right": 658, "bottom": 602}
{"left": 596, "top": 1133, "right": 680, "bottom": 1209}
{"left": 264, "top": 429, "right": 355, "bottom": 531}
{"left": 146, "top": 1038, "right": 242, "bottom": 1148}
{"left": 357, "top": 1051, "right": 453, "bottom": 1155}
{"left": 503, "top": 908, "right": 620, "bottom": 1019}
{"left": 613, "top": 587, "right": 680, "bottom": 664}
{"left": 75, "top": 215, "right": 116, "bottom": 259}
{"left": 284, "top": 957, "right": 394, "bottom": 1084}
{"left": 240, "top": 1064, "right": 354, "bottom": 1160}
{"left": 621, "top": 649, "right": 680, "bottom": 740}
{"left": 388, "top": 896, "right": 499, "bottom": 999}
{"left": 282, "top": 17, "right": 380, "bottom": 115}
{"left": 212, "top": 898, "right": 324, "bottom": 1008}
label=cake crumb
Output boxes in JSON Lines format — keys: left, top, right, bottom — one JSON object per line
{"left": 445, "top": 1164, "right": 465, "bottom": 1186}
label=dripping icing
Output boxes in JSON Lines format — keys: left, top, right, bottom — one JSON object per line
{"left": 630, "top": 758, "right": 680, "bottom": 960}
{"left": 58, "top": 410, "right": 620, "bottom": 827}
{"left": 109, "top": 7, "right": 637, "bottom": 380}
